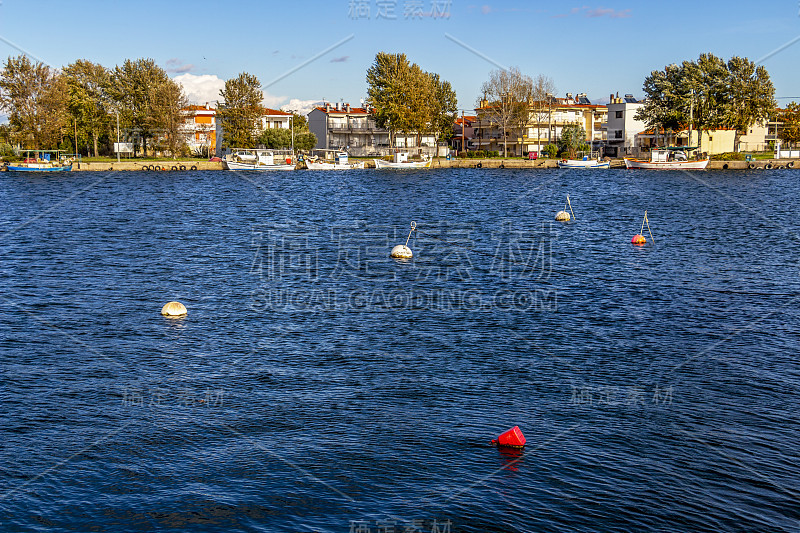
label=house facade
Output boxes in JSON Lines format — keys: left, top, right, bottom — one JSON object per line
{"left": 635, "top": 127, "right": 737, "bottom": 155}
{"left": 605, "top": 94, "right": 645, "bottom": 158}
{"left": 474, "top": 93, "right": 607, "bottom": 156}
{"left": 215, "top": 107, "right": 293, "bottom": 155}
{"left": 307, "top": 102, "right": 438, "bottom": 157}
{"left": 180, "top": 104, "right": 216, "bottom": 155}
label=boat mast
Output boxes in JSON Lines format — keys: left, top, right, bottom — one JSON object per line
{"left": 688, "top": 89, "right": 694, "bottom": 155}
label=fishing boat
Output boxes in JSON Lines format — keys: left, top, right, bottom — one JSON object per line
{"left": 223, "top": 149, "right": 295, "bottom": 171}
{"left": 6, "top": 150, "right": 74, "bottom": 172}
{"left": 624, "top": 148, "right": 709, "bottom": 170}
{"left": 557, "top": 152, "right": 610, "bottom": 169}
{"left": 305, "top": 150, "right": 364, "bottom": 170}
{"left": 373, "top": 152, "right": 432, "bottom": 169}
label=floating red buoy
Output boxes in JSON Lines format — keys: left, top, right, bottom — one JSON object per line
{"left": 491, "top": 426, "right": 526, "bottom": 448}
{"left": 631, "top": 234, "right": 646, "bottom": 245}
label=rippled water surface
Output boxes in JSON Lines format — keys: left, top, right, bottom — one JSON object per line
{"left": 1, "top": 168, "right": 799, "bottom": 532}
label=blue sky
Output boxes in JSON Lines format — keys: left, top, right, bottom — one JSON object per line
{"left": 1, "top": 0, "right": 799, "bottom": 115}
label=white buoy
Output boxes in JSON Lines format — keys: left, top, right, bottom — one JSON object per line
{"left": 391, "top": 221, "right": 416, "bottom": 259}
{"left": 161, "top": 301, "right": 187, "bottom": 317}
{"left": 390, "top": 244, "right": 413, "bottom": 259}
{"left": 555, "top": 210, "right": 571, "bottom": 222}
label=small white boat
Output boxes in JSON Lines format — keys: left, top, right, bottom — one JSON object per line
{"left": 6, "top": 150, "right": 74, "bottom": 172}
{"left": 625, "top": 148, "right": 709, "bottom": 170}
{"left": 557, "top": 153, "right": 609, "bottom": 169}
{"left": 373, "top": 152, "right": 432, "bottom": 169}
{"left": 305, "top": 151, "right": 364, "bottom": 170}
{"left": 223, "top": 149, "right": 295, "bottom": 171}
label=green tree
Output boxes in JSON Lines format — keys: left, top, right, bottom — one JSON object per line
{"left": 721, "top": 56, "right": 776, "bottom": 150}
{"left": 109, "top": 58, "right": 184, "bottom": 156}
{"left": 63, "top": 59, "right": 111, "bottom": 157}
{"left": 258, "top": 127, "right": 292, "bottom": 149}
{"left": 558, "top": 123, "right": 586, "bottom": 158}
{"left": 367, "top": 53, "right": 413, "bottom": 147}
{"left": 426, "top": 72, "right": 458, "bottom": 151}
{"left": 217, "top": 72, "right": 263, "bottom": 149}
{"left": 478, "top": 66, "right": 533, "bottom": 157}
{"left": 294, "top": 132, "right": 317, "bottom": 152}
{"left": 780, "top": 102, "right": 800, "bottom": 146}
{"left": 0, "top": 55, "right": 68, "bottom": 149}
{"left": 636, "top": 54, "right": 775, "bottom": 153}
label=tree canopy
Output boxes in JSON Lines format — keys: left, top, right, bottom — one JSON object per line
{"left": 780, "top": 102, "right": 800, "bottom": 146}
{"left": 635, "top": 54, "right": 775, "bottom": 152}
{"left": 63, "top": 59, "right": 112, "bottom": 157}
{"left": 0, "top": 55, "right": 68, "bottom": 149}
{"left": 366, "top": 52, "right": 457, "bottom": 150}
{"left": 479, "top": 66, "right": 533, "bottom": 157}
{"left": 217, "top": 72, "right": 263, "bottom": 149}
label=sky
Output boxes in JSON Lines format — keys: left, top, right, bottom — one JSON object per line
{"left": 0, "top": 0, "right": 799, "bottom": 119}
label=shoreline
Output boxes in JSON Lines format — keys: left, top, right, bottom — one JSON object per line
{"left": 2, "top": 158, "right": 797, "bottom": 171}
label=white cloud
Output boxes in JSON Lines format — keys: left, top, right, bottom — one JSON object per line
{"left": 280, "top": 99, "right": 324, "bottom": 117}
{"left": 173, "top": 73, "right": 225, "bottom": 105}
{"left": 173, "top": 73, "right": 320, "bottom": 115}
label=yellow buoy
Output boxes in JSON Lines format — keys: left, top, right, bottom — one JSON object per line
{"left": 555, "top": 210, "right": 570, "bottom": 222}
{"left": 161, "top": 301, "right": 187, "bottom": 317}
{"left": 390, "top": 245, "right": 413, "bottom": 259}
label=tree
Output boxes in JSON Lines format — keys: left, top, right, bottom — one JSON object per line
{"left": 294, "top": 132, "right": 317, "bottom": 152}
{"left": 367, "top": 53, "right": 413, "bottom": 148}
{"left": 258, "top": 127, "right": 292, "bottom": 149}
{"left": 529, "top": 74, "right": 556, "bottom": 152}
{"left": 0, "top": 55, "right": 68, "bottom": 149}
{"left": 152, "top": 77, "right": 188, "bottom": 158}
{"left": 636, "top": 54, "right": 775, "bottom": 153}
{"left": 427, "top": 72, "right": 458, "bottom": 152}
{"left": 109, "top": 58, "right": 184, "bottom": 156}
{"left": 63, "top": 59, "right": 111, "bottom": 157}
{"left": 721, "top": 56, "right": 775, "bottom": 150}
{"left": 479, "top": 66, "right": 533, "bottom": 157}
{"left": 217, "top": 72, "right": 263, "bottom": 149}
{"left": 780, "top": 102, "right": 800, "bottom": 146}
{"left": 558, "top": 123, "right": 586, "bottom": 158}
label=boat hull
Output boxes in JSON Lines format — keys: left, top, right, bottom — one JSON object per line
{"left": 373, "top": 159, "right": 431, "bottom": 169}
{"left": 305, "top": 161, "right": 365, "bottom": 170}
{"left": 624, "top": 158, "right": 709, "bottom": 170}
{"left": 7, "top": 164, "right": 72, "bottom": 172}
{"left": 224, "top": 161, "right": 295, "bottom": 171}
{"left": 557, "top": 160, "right": 610, "bottom": 169}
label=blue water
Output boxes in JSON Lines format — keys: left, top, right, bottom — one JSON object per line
{"left": 1, "top": 168, "right": 799, "bottom": 532}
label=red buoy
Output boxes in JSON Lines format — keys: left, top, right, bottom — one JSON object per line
{"left": 491, "top": 426, "right": 526, "bottom": 448}
{"left": 631, "top": 234, "right": 646, "bottom": 245}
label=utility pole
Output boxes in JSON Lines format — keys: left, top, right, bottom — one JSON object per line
{"left": 461, "top": 110, "right": 465, "bottom": 153}
{"left": 688, "top": 88, "right": 694, "bottom": 154}
{"left": 116, "top": 111, "right": 121, "bottom": 163}
{"left": 74, "top": 118, "right": 78, "bottom": 158}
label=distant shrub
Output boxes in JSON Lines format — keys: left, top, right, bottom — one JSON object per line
{"left": 544, "top": 144, "right": 558, "bottom": 158}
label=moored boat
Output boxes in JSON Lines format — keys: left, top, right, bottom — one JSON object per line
{"left": 557, "top": 152, "right": 610, "bottom": 169}
{"left": 6, "top": 150, "right": 74, "bottom": 172}
{"left": 373, "top": 152, "right": 431, "bottom": 169}
{"left": 625, "top": 148, "right": 709, "bottom": 170}
{"left": 305, "top": 150, "right": 364, "bottom": 170}
{"left": 223, "top": 149, "right": 295, "bottom": 171}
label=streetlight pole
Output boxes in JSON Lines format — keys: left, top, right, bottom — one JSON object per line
{"left": 116, "top": 111, "right": 120, "bottom": 163}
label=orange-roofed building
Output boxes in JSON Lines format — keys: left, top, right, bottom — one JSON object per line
{"left": 181, "top": 103, "right": 217, "bottom": 156}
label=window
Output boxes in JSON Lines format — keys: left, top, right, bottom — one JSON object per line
{"left": 708, "top": 136, "right": 713, "bottom": 141}
{"left": 614, "top": 130, "right": 623, "bottom": 139}
{"left": 615, "top": 111, "right": 623, "bottom": 119}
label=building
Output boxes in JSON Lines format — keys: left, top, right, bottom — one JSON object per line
{"left": 180, "top": 104, "right": 216, "bottom": 156}
{"left": 307, "top": 102, "right": 438, "bottom": 157}
{"left": 215, "top": 107, "right": 293, "bottom": 155}
{"left": 474, "top": 93, "right": 607, "bottom": 156}
{"left": 452, "top": 115, "right": 477, "bottom": 152}
{"left": 605, "top": 93, "right": 645, "bottom": 158}
{"left": 635, "top": 127, "right": 737, "bottom": 155}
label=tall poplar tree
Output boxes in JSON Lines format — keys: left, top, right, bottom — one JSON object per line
{"left": 217, "top": 72, "right": 263, "bottom": 149}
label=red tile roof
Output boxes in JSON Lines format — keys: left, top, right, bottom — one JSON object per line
{"left": 263, "top": 108, "right": 292, "bottom": 116}
{"left": 314, "top": 106, "right": 372, "bottom": 115}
